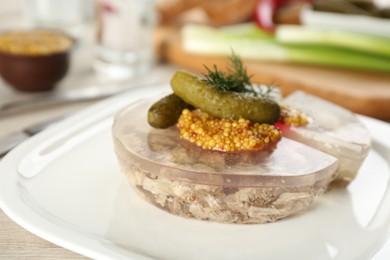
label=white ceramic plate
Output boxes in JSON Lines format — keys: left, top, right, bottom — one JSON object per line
{"left": 1, "top": 83, "right": 390, "bottom": 260}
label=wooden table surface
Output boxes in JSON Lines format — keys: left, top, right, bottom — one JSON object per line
{"left": 0, "top": 210, "right": 85, "bottom": 259}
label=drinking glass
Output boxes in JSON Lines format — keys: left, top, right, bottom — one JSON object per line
{"left": 93, "top": 0, "right": 156, "bottom": 79}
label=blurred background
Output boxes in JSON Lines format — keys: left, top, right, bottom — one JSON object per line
{"left": 155, "top": 0, "right": 390, "bottom": 121}
{"left": 0, "top": 0, "right": 389, "bottom": 126}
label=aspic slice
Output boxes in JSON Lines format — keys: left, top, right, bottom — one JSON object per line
{"left": 113, "top": 98, "right": 339, "bottom": 223}
{"left": 281, "top": 91, "right": 371, "bottom": 185}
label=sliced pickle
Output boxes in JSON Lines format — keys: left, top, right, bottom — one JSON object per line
{"left": 147, "top": 94, "right": 192, "bottom": 129}
{"left": 170, "top": 71, "right": 281, "bottom": 124}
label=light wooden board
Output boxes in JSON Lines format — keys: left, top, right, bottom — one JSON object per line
{"left": 157, "top": 27, "right": 390, "bottom": 120}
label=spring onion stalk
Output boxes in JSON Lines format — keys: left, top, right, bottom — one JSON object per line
{"left": 182, "top": 23, "right": 390, "bottom": 72}
{"left": 276, "top": 25, "right": 390, "bottom": 58}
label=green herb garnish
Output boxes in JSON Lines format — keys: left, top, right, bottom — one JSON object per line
{"left": 202, "top": 52, "right": 251, "bottom": 94}
{"left": 202, "top": 52, "right": 275, "bottom": 99}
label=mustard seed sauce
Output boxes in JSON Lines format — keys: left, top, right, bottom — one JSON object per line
{"left": 0, "top": 30, "right": 72, "bottom": 55}
{"left": 177, "top": 109, "right": 282, "bottom": 152}
{"left": 279, "top": 105, "right": 309, "bottom": 127}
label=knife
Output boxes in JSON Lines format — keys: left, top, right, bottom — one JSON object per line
{"left": 0, "top": 78, "right": 162, "bottom": 117}
{"left": 0, "top": 116, "right": 65, "bottom": 157}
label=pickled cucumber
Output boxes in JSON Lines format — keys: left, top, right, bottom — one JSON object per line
{"left": 171, "top": 71, "right": 281, "bottom": 124}
{"left": 148, "top": 94, "right": 192, "bottom": 128}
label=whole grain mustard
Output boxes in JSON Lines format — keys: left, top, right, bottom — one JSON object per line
{"left": 279, "top": 105, "right": 309, "bottom": 127}
{"left": 177, "top": 109, "right": 282, "bottom": 152}
{"left": 0, "top": 30, "right": 73, "bottom": 55}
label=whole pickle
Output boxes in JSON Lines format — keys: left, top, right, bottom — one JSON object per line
{"left": 171, "top": 71, "right": 281, "bottom": 124}
{"left": 148, "top": 93, "right": 192, "bottom": 129}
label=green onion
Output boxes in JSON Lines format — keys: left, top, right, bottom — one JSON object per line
{"left": 182, "top": 23, "right": 390, "bottom": 72}
{"left": 276, "top": 25, "right": 390, "bottom": 58}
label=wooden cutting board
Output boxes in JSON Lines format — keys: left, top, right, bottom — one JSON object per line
{"left": 156, "top": 26, "right": 390, "bottom": 120}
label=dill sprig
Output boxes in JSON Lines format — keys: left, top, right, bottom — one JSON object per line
{"left": 202, "top": 53, "right": 276, "bottom": 99}
{"left": 202, "top": 53, "right": 252, "bottom": 94}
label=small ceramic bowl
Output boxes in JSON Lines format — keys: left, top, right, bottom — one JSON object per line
{"left": 0, "top": 29, "right": 74, "bottom": 92}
